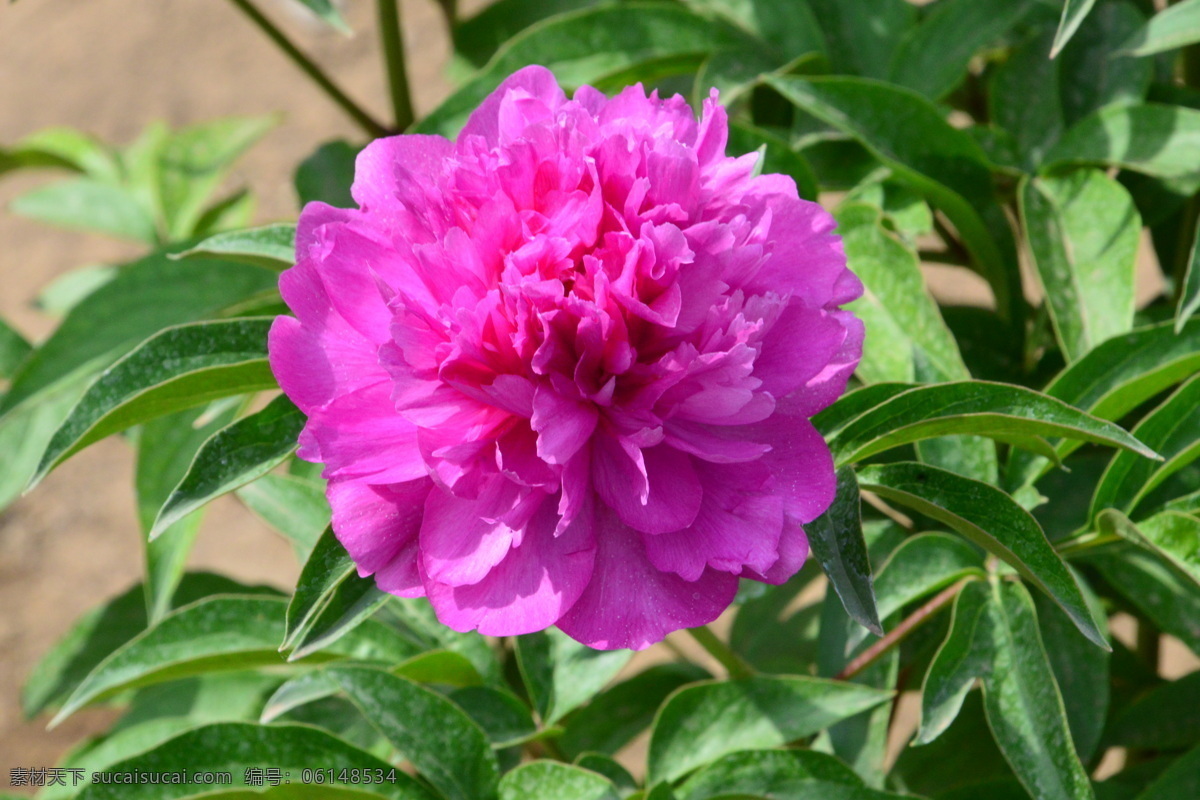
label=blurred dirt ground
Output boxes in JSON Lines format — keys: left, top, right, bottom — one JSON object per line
{"left": 1, "top": 1, "right": 1196, "bottom": 794}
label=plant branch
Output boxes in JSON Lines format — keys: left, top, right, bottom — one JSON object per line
{"left": 377, "top": 0, "right": 415, "bottom": 131}
{"left": 836, "top": 578, "right": 971, "bottom": 681}
{"left": 687, "top": 625, "right": 755, "bottom": 680}
{"left": 225, "top": 0, "right": 389, "bottom": 138}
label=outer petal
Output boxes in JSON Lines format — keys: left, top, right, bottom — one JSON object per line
{"left": 352, "top": 134, "right": 454, "bottom": 213}
{"left": 785, "top": 311, "right": 865, "bottom": 417}
{"left": 592, "top": 439, "right": 702, "bottom": 535}
{"left": 459, "top": 66, "right": 567, "bottom": 147}
{"left": 419, "top": 487, "right": 518, "bottom": 586}
{"left": 427, "top": 492, "right": 596, "bottom": 636}
{"left": 302, "top": 381, "right": 426, "bottom": 484}
{"left": 556, "top": 503, "right": 739, "bottom": 650}
{"left": 328, "top": 478, "right": 431, "bottom": 597}
{"left": 752, "top": 413, "right": 838, "bottom": 524}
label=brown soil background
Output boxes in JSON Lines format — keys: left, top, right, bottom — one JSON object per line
{"left": 0, "top": 0, "right": 1195, "bottom": 793}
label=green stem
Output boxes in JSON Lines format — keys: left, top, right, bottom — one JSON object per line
{"left": 225, "top": 0, "right": 389, "bottom": 138}
{"left": 686, "top": 625, "right": 755, "bottom": 680}
{"left": 377, "top": 0, "right": 415, "bottom": 131}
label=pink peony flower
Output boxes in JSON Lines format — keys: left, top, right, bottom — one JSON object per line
{"left": 269, "top": 66, "right": 863, "bottom": 650}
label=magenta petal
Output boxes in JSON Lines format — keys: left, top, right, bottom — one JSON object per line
{"left": 593, "top": 441, "right": 702, "bottom": 534}
{"left": 754, "top": 303, "right": 847, "bottom": 398}
{"left": 556, "top": 503, "right": 739, "bottom": 650}
{"left": 352, "top": 134, "right": 454, "bottom": 212}
{"left": 787, "top": 311, "right": 865, "bottom": 417}
{"left": 419, "top": 488, "right": 517, "bottom": 586}
{"left": 744, "top": 517, "right": 809, "bottom": 585}
{"left": 532, "top": 385, "right": 598, "bottom": 465}
{"left": 328, "top": 478, "right": 429, "bottom": 579}
{"left": 303, "top": 381, "right": 426, "bottom": 484}
{"left": 752, "top": 413, "right": 837, "bottom": 524}
{"left": 460, "top": 65, "right": 567, "bottom": 147}
{"left": 427, "top": 493, "right": 596, "bottom": 635}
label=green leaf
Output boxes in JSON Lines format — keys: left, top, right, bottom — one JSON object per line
{"left": 11, "top": 177, "right": 158, "bottom": 242}
{"left": 1178, "top": 221, "right": 1200, "bottom": 333}
{"left": 812, "top": 383, "right": 915, "bottom": 439}
{"left": 51, "top": 594, "right": 416, "bottom": 726}
{"left": 1051, "top": 0, "right": 1100, "bottom": 57}
{"left": 765, "top": 75, "right": 1019, "bottom": 322}
{"left": 295, "top": 140, "right": 360, "bottom": 208}
{"left": 158, "top": 116, "right": 277, "bottom": 240}
{"left": 676, "top": 749, "right": 906, "bottom": 800}
{"left": 1122, "top": 0, "right": 1200, "bottom": 56}
{"left": 1009, "top": 317, "right": 1200, "bottom": 487}
{"left": 288, "top": 582, "right": 389, "bottom": 662}
{"left": 0, "top": 316, "right": 30, "bottom": 380}
{"left": 836, "top": 202, "right": 968, "bottom": 384}
{"left": 559, "top": 663, "right": 710, "bottom": 759}
{"left": 916, "top": 580, "right": 992, "bottom": 744}
{"left": 34, "top": 263, "right": 118, "bottom": 316}
{"left": 1044, "top": 104, "right": 1200, "bottom": 182}
{"left": 803, "top": 0, "right": 914, "bottom": 79}
{"left": 573, "top": 755, "right": 637, "bottom": 796}
{"left": 453, "top": 1, "right": 602, "bottom": 67}
{"left": 175, "top": 224, "right": 296, "bottom": 270}
{"left": 1133, "top": 745, "right": 1200, "bottom": 800}
{"left": 0, "top": 251, "right": 277, "bottom": 415}
{"left": 390, "top": 598, "right": 503, "bottom": 686}
{"left": 0, "top": 126, "right": 120, "bottom": 180}
{"left": 981, "top": 581, "right": 1096, "bottom": 800}
{"left": 393, "top": 649, "right": 485, "bottom": 687}
{"left": 1058, "top": 1, "right": 1152, "bottom": 127}
{"left": 152, "top": 395, "right": 304, "bottom": 538}
{"left": 500, "top": 762, "right": 620, "bottom": 800}
{"left": 682, "top": 0, "right": 825, "bottom": 62}
{"left": 1098, "top": 510, "right": 1200, "bottom": 590}
{"left": 516, "top": 628, "right": 632, "bottom": 725}
{"left": 32, "top": 318, "right": 276, "bottom": 484}
{"left": 1020, "top": 169, "right": 1141, "bottom": 361}
{"left": 236, "top": 473, "right": 330, "bottom": 559}
{"left": 261, "top": 670, "right": 340, "bottom": 723}
{"left": 285, "top": 526, "right": 357, "bottom": 645}
{"left": 846, "top": 532, "right": 985, "bottom": 653}
{"left": 193, "top": 187, "right": 256, "bottom": 238}
{"left": 1090, "top": 548, "right": 1200, "bottom": 655}
{"left": 294, "top": 0, "right": 352, "bottom": 34}
{"left": 328, "top": 665, "right": 501, "bottom": 800}
{"left": 137, "top": 405, "right": 239, "bottom": 622}
{"left": 889, "top": 0, "right": 1037, "bottom": 100}
{"left": 73, "top": 722, "right": 435, "bottom": 800}
{"left": 1107, "top": 671, "right": 1200, "bottom": 749}
{"left": 857, "top": 462, "right": 1107, "bottom": 648}
{"left": 418, "top": 3, "right": 748, "bottom": 137}
{"left": 647, "top": 676, "right": 893, "bottom": 784}
{"left": 450, "top": 686, "right": 537, "bottom": 747}
{"left": 1092, "top": 375, "right": 1200, "bottom": 519}
{"left": 805, "top": 466, "right": 883, "bottom": 637}
{"left": 991, "top": 29, "right": 1063, "bottom": 170}
{"left": 828, "top": 381, "right": 1157, "bottom": 468}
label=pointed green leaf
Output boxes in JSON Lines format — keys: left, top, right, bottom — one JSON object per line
{"left": 1098, "top": 510, "right": 1200, "bottom": 591}
{"left": 175, "top": 223, "right": 296, "bottom": 270}
{"left": 294, "top": 0, "right": 352, "bottom": 33}
{"left": 981, "top": 581, "right": 1095, "bottom": 800}
{"left": 516, "top": 628, "right": 632, "bottom": 725}
{"left": 559, "top": 663, "right": 710, "bottom": 759}
{"left": 1009, "top": 317, "right": 1200, "bottom": 488}
{"left": 1122, "top": 0, "right": 1200, "bottom": 56}
{"left": 765, "top": 75, "right": 1020, "bottom": 323}
{"left": 1092, "top": 375, "right": 1200, "bottom": 519}
{"left": 288, "top": 583, "right": 390, "bottom": 662}
{"left": 1059, "top": 1, "right": 1152, "bottom": 126}
{"left": 806, "top": 466, "right": 883, "bottom": 636}
{"left": 1090, "top": 548, "right": 1200, "bottom": 655}
{"left": 33, "top": 318, "right": 276, "bottom": 484}
{"left": 453, "top": 0, "right": 603, "bottom": 67}
{"left": 803, "top": 0, "right": 914, "bottom": 78}
{"left": 152, "top": 395, "right": 304, "bottom": 538}
{"left": 236, "top": 473, "right": 330, "bottom": 559}
{"left": 1107, "top": 671, "right": 1200, "bottom": 750}
{"left": 137, "top": 405, "right": 238, "bottom": 622}
{"left": 158, "top": 116, "right": 277, "bottom": 240}
{"left": 261, "top": 670, "right": 341, "bottom": 723}
{"left": 677, "top": 749, "right": 905, "bottom": 800}
{"left": 1, "top": 252, "right": 276, "bottom": 415}
{"left": 916, "top": 580, "right": 991, "bottom": 744}
{"left": 857, "top": 462, "right": 1107, "bottom": 648}
{"left": 1020, "top": 170, "right": 1140, "bottom": 362}
{"left": 647, "top": 676, "right": 893, "bottom": 784}
{"left": 1044, "top": 104, "right": 1200, "bottom": 182}
{"left": 1179, "top": 221, "right": 1200, "bottom": 333}
{"left": 0, "top": 316, "right": 30, "bottom": 380}
{"left": 1133, "top": 745, "right": 1200, "bottom": 800}
{"left": 72, "top": 723, "right": 434, "bottom": 800}
{"left": 286, "top": 526, "right": 357, "bottom": 643}
{"left": 990, "top": 29, "right": 1063, "bottom": 171}
{"left": 51, "top": 594, "right": 417, "bottom": 726}
{"left": 450, "top": 686, "right": 537, "bottom": 747}
{"left": 328, "top": 665, "right": 501, "bottom": 800}
{"left": 889, "top": 0, "right": 1037, "bottom": 100}
{"left": 500, "top": 761, "right": 619, "bottom": 800}
{"left": 0, "top": 126, "right": 120, "bottom": 180}
{"left": 11, "top": 177, "right": 158, "bottom": 243}
{"left": 829, "top": 381, "right": 1157, "bottom": 468}
{"left": 837, "top": 203, "right": 968, "bottom": 384}
{"left": 1051, "top": 0, "right": 1100, "bottom": 57}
